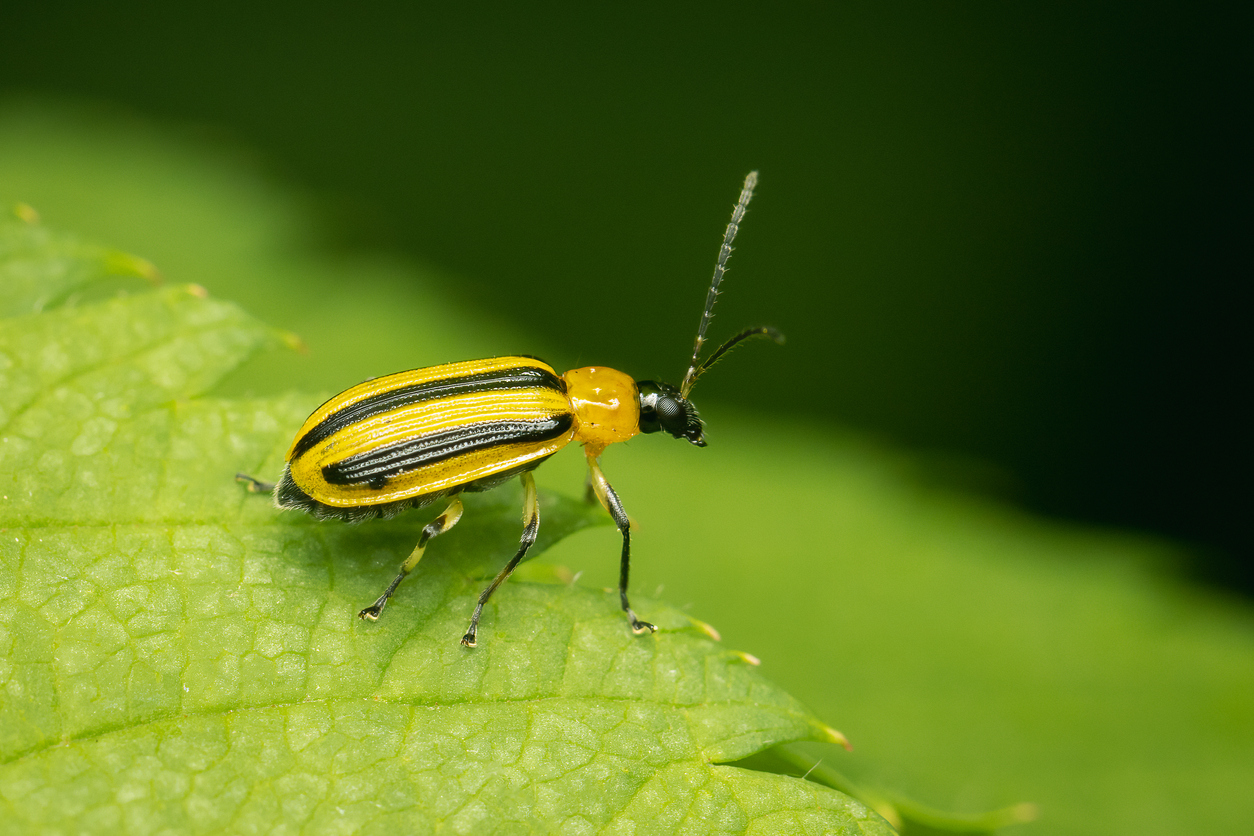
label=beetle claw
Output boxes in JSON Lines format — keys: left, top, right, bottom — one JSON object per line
{"left": 631, "top": 619, "right": 657, "bottom": 635}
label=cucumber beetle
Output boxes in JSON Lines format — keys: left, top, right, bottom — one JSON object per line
{"left": 238, "top": 172, "right": 781, "bottom": 647}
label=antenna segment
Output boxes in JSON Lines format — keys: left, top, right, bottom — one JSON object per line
{"left": 680, "top": 171, "right": 759, "bottom": 398}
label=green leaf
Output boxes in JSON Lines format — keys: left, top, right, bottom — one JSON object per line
{"left": 0, "top": 216, "right": 891, "bottom": 834}
{"left": 0, "top": 206, "right": 158, "bottom": 319}
{"left": 9, "top": 102, "right": 1254, "bottom": 836}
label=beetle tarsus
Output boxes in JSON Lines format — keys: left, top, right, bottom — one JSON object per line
{"left": 359, "top": 572, "right": 406, "bottom": 621}
{"left": 460, "top": 630, "right": 477, "bottom": 648}
{"left": 236, "top": 472, "right": 276, "bottom": 493}
{"left": 628, "top": 613, "right": 657, "bottom": 635}
{"left": 358, "top": 602, "right": 385, "bottom": 621}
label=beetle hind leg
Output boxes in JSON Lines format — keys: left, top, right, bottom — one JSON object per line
{"left": 235, "top": 472, "right": 276, "bottom": 493}
{"left": 461, "top": 472, "right": 540, "bottom": 647}
{"left": 359, "top": 494, "right": 464, "bottom": 621}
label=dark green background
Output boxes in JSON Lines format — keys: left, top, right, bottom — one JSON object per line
{"left": 1, "top": 2, "right": 1247, "bottom": 579}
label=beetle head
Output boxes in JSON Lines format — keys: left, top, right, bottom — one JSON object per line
{"left": 636, "top": 380, "right": 706, "bottom": 447}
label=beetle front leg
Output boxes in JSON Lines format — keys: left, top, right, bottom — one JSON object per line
{"left": 585, "top": 447, "right": 656, "bottom": 636}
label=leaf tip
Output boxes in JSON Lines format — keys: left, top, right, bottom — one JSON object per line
{"left": 104, "top": 250, "right": 162, "bottom": 283}
{"left": 733, "top": 650, "right": 760, "bottom": 666}
{"left": 873, "top": 801, "right": 903, "bottom": 830}
{"left": 820, "top": 724, "right": 852, "bottom": 751}
{"left": 279, "top": 329, "right": 308, "bottom": 353}
{"left": 13, "top": 202, "right": 40, "bottom": 224}
{"left": 691, "top": 618, "right": 721, "bottom": 641}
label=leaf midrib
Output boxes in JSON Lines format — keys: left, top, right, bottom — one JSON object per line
{"left": 1, "top": 692, "right": 816, "bottom": 768}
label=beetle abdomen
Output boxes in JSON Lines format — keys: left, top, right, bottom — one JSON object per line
{"left": 280, "top": 357, "right": 575, "bottom": 519}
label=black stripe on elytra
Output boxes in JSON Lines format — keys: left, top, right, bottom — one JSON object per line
{"left": 293, "top": 365, "right": 564, "bottom": 459}
{"left": 322, "top": 414, "right": 573, "bottom": 488}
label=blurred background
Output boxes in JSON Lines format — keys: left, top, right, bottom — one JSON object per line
{"left": 2, "top": 4, "right": 1251, "bottom": 834}
{"left": 2, "top": 1, "right": 1247, "bottom": 583}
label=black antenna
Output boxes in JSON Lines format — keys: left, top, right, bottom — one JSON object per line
{"left": 681, "top": 171, "right": 759, "bottom": 398}
{"left": 688, "top": 326, "right": 784, "bottom": 387}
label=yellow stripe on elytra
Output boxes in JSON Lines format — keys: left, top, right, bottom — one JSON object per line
{"left": 299, "top": 435, "right": 572, "bottom": 507}
{"left": 287, "top": 356, "right": 559, "bottom": 459}
{"left": 310, "top": 389, "right": 570, "bottom": 463}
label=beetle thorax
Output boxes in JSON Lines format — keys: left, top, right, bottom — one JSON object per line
{"left": 562, "top": 367, "right": 641, "bottom": 448}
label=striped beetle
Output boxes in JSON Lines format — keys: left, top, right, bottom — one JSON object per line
{"left": 239, "top": 172, "right": 781, "bottom": 646}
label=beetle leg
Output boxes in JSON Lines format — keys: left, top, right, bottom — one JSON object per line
{"left": 461, "top": 472, "right": 539, "bottom": 647}
{"left": 584, "top": 447, "right": 657, "bottom": 636}
{"left": 359, "top": 494, "right": 464, "bottom": 621}
{"left": 235, "top": 472, "right": 276, "bottom": 493}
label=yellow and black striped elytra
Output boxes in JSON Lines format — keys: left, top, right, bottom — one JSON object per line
{"left": 277, "top": 357, "right": 574, "bottom": 522}
{"left": 238, "top": 171, "right": 781, "bottom": 647}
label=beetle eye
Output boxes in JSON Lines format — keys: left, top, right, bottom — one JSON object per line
{"left": 656, "top": 397, "right": 684, "bottom": 427}
{"left": 635, "top": 380, "right": 701, "bottom": 442}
